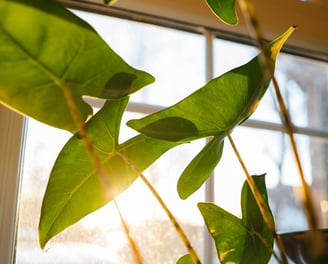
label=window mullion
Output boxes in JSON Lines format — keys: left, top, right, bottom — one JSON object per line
{"left": 203, "top": 29, "right": 216, "bottom": 264}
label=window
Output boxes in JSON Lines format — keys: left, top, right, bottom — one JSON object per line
{"left": 1, "top": 1, "right": 327, "bottom": 264}
{"left": 16, "top": 11, "right": 208, "bottom": 264}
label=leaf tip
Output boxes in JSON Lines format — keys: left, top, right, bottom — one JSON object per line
{"left": 104, "top": 0, "right": 118, "bottom": 5}
{"left": 177, "top": 184, "right": 189, "bottom": 200}
{"left": 268, "top": 26, "right": 296, "bottom": 62}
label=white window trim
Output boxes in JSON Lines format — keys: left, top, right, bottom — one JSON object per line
{"left": 59, "top": 0, "right": 328, "bottom": 62}
{"left": 0, "top": 105, "right": 25, "bottom": 264}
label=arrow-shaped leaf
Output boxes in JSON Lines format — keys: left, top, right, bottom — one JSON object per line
{"left": 198, "top": 175, "right": 274, "bottom": 264}
{"left": 38, "top": 97, "right": 179, "bottom": 248}
{"left": 205, "top": 0, "right": 238, "bottom": 25}
{"left": 127, "top": 27, "right": 294, "bottom": 142}
{"left": 0, "top": 0, "right": 154, "bottom": 132}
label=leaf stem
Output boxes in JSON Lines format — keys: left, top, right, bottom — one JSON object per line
{"left": 252, "top": 229, "right": 282, "bottom": 263}
{"left": 237, "top": 0, "right": 318, "bottom": 231}
{"left": 117, "top": 152, "right": 201, "bottom": 264}
{"left": 59, "top": 83, "right": 145, "bottom": 262}
{"left": 227, "top": 134, "right": 287, "bottom": 264}
{"left": 58, "top": 81, "right": 112, "bottom": 195}
{"left": 114, "top": 200, "right": 144, "bottom": 264}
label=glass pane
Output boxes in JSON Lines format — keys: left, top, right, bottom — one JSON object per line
{"left": 214, "top": 126, "right": 328, "bottom": 233}
{"left": 75, "top": 10, "right": 206, "bottom": 107}
{"left": 214, "top": 38, "right": 257, "bottom": 76}
{"left": 274, "top": 53, "right": 328, "bottom": 131}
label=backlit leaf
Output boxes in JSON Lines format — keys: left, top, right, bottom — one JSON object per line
{"left": 38, "top": 97, "right": 178, "bottom": 248}
{"left": 198, "top": 175, "right": 274, "bottom": 264}
{"left": 177, "top": 136, "right": 224, "bottom": 199}
{"left": 127, "top": 27, "right": 294, "bottom": 142}
{"left": 0, "top": 0, "right": 154, "bottom": 132}
{"left": 104, "top": 0, "right": 118, "bottom": 5}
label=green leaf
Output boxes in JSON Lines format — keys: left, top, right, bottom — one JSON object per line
{"left": 178, "top": 136, "right": 224, "bottom": 199}
{"left": 241, "top": 175, "right": 273, "bottom": 233}
{"left": 104, "top": 0, "right": 118, "bottom": 5}
{"left": 38, "top": 97, "right": 178, "bottom": 249}
{"left": 176, "top": 254, "right": 194, "bottom": 264}
{"left": 127, "top": 27, "right": 294, "bottom": 142}
{"left": 198, "top": 175, "right": 274, "bottom": 264}
{"left": 0, "top": 0, "right": 154, "bottom": 132}
{"left": 205, "top": 0, "right": 238, "bottom": 25}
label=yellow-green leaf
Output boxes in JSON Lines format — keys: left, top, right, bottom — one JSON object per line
{"left": 205, "top": 0, "right": 238, "bottom": 25}
{"left": 38, "top": 98, "right": 178, "bottom": 248}
{"left": 0, "top": 0, "right": 154, "bottom": 132}
{"left": 198, "top": 175, "right": 274, "bottom": 264}
{"left": 128, "top": 27, "right": 294, "bottom": 142}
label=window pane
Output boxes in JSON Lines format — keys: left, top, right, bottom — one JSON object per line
{"left": 13, "top": 6, "right": 328, "bottom": 264}
{"left": 214, "top": 39, "right": 257, "bottom": 76}
{"left": 274, "top": 54, "right": 328, "bottom": 131}
{"left": 214, "top": 126, "right": 328, "bottom": 233}
{"left": 75, "top": 10, "right": 206, "bottom": 107}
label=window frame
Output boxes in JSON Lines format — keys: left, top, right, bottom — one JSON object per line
{"left": 0, "top": 1, "right": 327, "bottom": 264}
{"left": 0, "top": 106, "right": 25, "bottom": 264}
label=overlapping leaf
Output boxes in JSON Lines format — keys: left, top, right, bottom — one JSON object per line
{"left": 205, "top": 0, "right": 238, "bottom": 25}
{"left": 128, "top": 27, "right": 294, "bottom": 198}
{"left": 127, "top": 27, "right": 294, "bottom": 143}
{"left": 198, "top": 175, "right": 274, "bottom": 264}
{"left": 38, "top": 97, "right": 179, "bottom": 248}
{"left": 0, "top": 0, "right": 154, "bottom": 132}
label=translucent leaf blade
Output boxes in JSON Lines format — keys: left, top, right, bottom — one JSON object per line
{"left": 127, "top": 27, "right": 294, "bottom": 142}
{"left": 177, "top": 136, "right": 224, "bottom": 199}
{"left": 241, "top": 175, "right": 274, "bottom": 235}
{"left": 38, "top": 98, "right": 178, "bottom": 248}
{"left": 198, "top": 175, "right": 274, "bottom": 264}
{"left": 0, "top": 0, "right": 154, "bottom": 132}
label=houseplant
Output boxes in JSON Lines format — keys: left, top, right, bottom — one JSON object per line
{"left": 0, "top": 0, "right": 326, "bottom": 263}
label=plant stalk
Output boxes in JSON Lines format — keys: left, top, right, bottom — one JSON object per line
{"left": 237, "top": 0, "right": 318, "bottom": 231}
{"left": 59, "top": 79, "right": 200, "bottom": 263}
{"left": 227, "top": 134, "right": 287, "bottom": 264}
{"left": 59, "top": 83, "right": 146, "bottom": 263}
{"left": 114, "top": 200, "right": 144, "bottom": 264}
{"left": 58, "top": 81, "right": 112, "bottom": 193}
{"left": 117, "top": 152, "right": 201, "bottom": 264}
